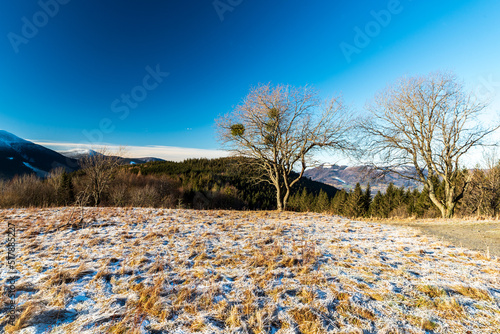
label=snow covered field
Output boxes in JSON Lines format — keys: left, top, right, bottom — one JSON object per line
{"left": 1, "top": 208, "right": 500, "bottom": 333}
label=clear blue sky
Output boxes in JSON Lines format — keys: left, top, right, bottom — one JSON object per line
{"left": 1, "top": 0, "right": 499, "bottom": 159}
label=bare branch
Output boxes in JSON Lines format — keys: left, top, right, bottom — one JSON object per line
{"left": 360, "top": 71, "right": 500, "bottom": 218}
{"left": 216, "top": 83, "right": 354, "bottom": 211}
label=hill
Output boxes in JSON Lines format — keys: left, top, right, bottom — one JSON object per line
{"left": 125, "top": 157, "right": 339, "bottom": 210}
{"left": 0, "top": 130, "right": 78, "bottom": 180}
{"left": 0, "top": 130, "right": 168, "bottom": 180}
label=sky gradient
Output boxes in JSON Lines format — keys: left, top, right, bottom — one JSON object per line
{"left": 1, "top": 0, "right": 499, "bottom": 161}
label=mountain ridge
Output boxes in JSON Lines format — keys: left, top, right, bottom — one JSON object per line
{"left": 0, "top": 130, "right": 79, "bottom": 179}
{"left": 0, "top": 131, "right": 166, "bottom": 179}
{"left": 304, "top": 163, "right": 423, "bottom": 193}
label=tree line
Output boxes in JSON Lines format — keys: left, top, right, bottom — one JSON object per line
{"left": 0, "top": 157, "right": 335, "bottom": 211}
{"left": 2, "top": 155, "right": 500, "bottom": 219}
{"left": 292, "top": 166, "right": 500, "bottom": 219}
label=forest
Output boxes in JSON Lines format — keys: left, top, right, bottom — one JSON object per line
{"left": 1, "top": 156, "right": 500, "bottom": 219}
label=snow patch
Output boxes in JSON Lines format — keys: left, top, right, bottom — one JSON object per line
{"left": 3, "top": 208, "right": 499, "bottom": 333}
{"left": 22, "top": 162, "right": 48, "bottom": 177}
{"left": 332, "top": 176, "right": 347, "bottom": 184}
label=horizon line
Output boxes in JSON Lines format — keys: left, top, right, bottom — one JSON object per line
{"left": 31, "top": 140, "right": 228, "bottom": 162}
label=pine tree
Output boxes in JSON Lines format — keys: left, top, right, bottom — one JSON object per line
{"left": 315, "top": 190, "right": 329, "bottom": 213}
{"left": 331, "top": 189, "right": 348, "bottom": 216}
{"left": 346, "top": 183, "right": 365, "bottom": 218}
{"left": 362, "top": 183, "right": 372, "bottom": 214}
{"left": 299, "top": 188, "right": 314, "bottom": 212}
{"left": 58, "top": 172, "right": 75, "bottom": 205}
{"left": 287, "top": 192, "right": 300, "bottom": 211}
{"left": 405, "top": 189, "right": 416, "bottom": 217}
{"left": 369, "top": 191, "right": 385, "bottom": 218}
{"left": 385, "top": 183, "right": 396, "bottom": 209}
{"left": 415, "top": 187, "right": 431, "bottom": 217}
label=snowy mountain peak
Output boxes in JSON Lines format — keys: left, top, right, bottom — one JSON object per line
{"left": 0, "top": 130, "right": 30, "bottom": 148}
{"left": 0, "top": 130, "right": 79, "bottom": 179}
{"left": 59, "top": 149, "right": 101, "bottom": 159}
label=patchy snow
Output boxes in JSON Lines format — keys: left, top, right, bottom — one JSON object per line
{"left": 1, "top": 208, "right": 499, "bottom": 333}
{"left": 332, "top": 176, "right": 346, "bottom": 184}
{"left": 22, "top": 162, "right": 48, "bottom": 177}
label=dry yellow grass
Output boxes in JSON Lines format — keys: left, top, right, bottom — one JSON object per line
{"left": 1, "top": 207, "right": 500, "bottom": 333}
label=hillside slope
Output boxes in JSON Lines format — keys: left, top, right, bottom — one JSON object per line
{"left": 0, "top": 130, "right": 78, "bottom": 179}
{"left": 126, "top": 157, "right": 339, "bottom": 210}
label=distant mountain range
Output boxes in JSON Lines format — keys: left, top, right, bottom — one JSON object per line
{"left": 304, "top": 164, "right": 423, "bottom": 193}
{"left": 58, "top": 149, "right": 164, "bottom": 165}
{"left": 0, "top": 131, "right": 164, "bottom": 180}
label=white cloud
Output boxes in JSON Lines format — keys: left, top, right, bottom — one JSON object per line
{"left": 31, "top": 140, "right": 228, "bottom": 162}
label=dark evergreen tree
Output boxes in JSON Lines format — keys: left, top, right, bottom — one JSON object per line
{"left": 331, "top": 189, "right": 348, "bottom": 216}
{"left": 58, "top": 172, "right": 75, "bottom": 205}
{"left": 315, "top": 190, "right": 330, "bottom": 213}
{"left": 414, "top": 187, "right": 429, "bottom": 217}
{"left": 346, "top": 183, "right": 366, "bottom": 218}
{"left": 369, "top": 191, "right": 386, "bottom": 217}
{"left": 362, "top": 183, "right": 372, "bottom": 214}
{"left": 298, "top": 188, "right": 313, "bottom": 212}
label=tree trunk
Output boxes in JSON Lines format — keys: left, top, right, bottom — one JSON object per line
{"left": 445, "top": 205, "right": 455, "bottom": 218}
{"left": 445, "top": 196, "right": 456, "bottom": 218}
{"left": 428, "top": 190, "right": 457, "bottom": 218}
{"left": 282, "top": 187, "right": 291, "bottom": 211}
{"left": 275, "top": 185, "right": 283, "bottom": 212}
{"left": 428, "top": 189, "right": 447, "bottom": 218}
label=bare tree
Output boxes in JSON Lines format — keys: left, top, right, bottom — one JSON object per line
{"left": 216, "top": 83, "right": 353, "bottom": 211}
{"left": 361, "top": 72, "right": 499, "bottom": 218}
{"left": 80, "top": 147, "right": 124, "bottom": 206}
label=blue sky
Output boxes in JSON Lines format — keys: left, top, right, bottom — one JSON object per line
{"left": 1, "top": 0, "right": 499, "bottom": 161}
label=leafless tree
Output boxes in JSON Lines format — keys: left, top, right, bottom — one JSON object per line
{"left": 361, "top": 72, "right": 499, "bottom": 218}
{"left": 80, "top": 147, "right": 124, "bottom": 206}
{"left": 460, "top": 150, "right": 500, "bottom": 217}
{"left": 216, "top": 83, "right": 354, "bottom": 211}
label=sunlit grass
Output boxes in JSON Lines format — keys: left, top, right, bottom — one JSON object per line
{"left": 0, "top": 207, "right": 499, "bottom": 333}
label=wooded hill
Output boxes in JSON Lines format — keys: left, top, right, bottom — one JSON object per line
{"left": 125, "top": 157, "right": 338, "bottom": 210}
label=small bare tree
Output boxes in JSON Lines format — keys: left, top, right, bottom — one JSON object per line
{"left": 216, "top": 83, "right": 353, "bottom": 211}
{"left": 361, "top": 72, "right": 499, "bottom": 218}
{"left": 80, "top": 147, "right": 124, "bottom": 206}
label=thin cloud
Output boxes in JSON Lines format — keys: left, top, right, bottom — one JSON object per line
{"left": 31, "top": 140, "right": 228, "bottom": 162}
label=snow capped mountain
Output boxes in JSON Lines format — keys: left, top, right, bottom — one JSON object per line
{"left": 0, "top": 130, "right": 79, "bottom": 180}
{"left": 305, "top": 164, "right": 422, "bottom": 193}
{"left": 58, "top": 148, "right": 164, "bottom": 164}
{"left": 59, "top": 149, "right": 102, "bottom": 159}
{"left": 0, "top": 131, "right": 170, "bottom": 179}
{"left": 0, "top": 130, "right": 30, "bottom": 149}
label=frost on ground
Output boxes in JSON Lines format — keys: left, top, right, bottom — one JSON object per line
{"left": 1, "top": 208, "right": 500, "bottom": 334}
